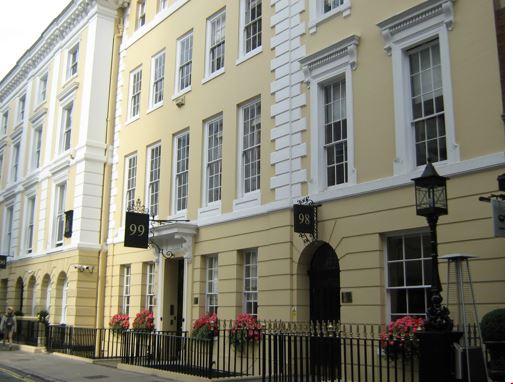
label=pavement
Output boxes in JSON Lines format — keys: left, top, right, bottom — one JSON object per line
{"left": 0, "top": 345, "right": 173, "bottom": 382}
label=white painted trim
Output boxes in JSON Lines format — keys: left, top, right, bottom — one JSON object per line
{"left": 171, "top": 130, "right": 189, "bottom": 219}
{"left": 204, "top": 8, "right": 226, "bottom": 79}
{"left": 238, "top": 0, "right": 263, "bottom": 63}
{"left": 201, "top": 68, "right": 225, "bottom": 85}
{"left": 127, "top": 66, "right": 142, "bottom": 121}
{"left": 201, "top": 114, "right": 223, "bottom": 208}
{"left": 235, "top": 46, "right": 263, "bottom": 66}
{"left": 145, "top": 142, "right": 161, "bottom": 218}
{"left": 308, "top": 0, "right": 352, "bottom": 34}
{"left": 122, "top": 152, "right": 138, "bottom": 220}
{"left": 148, "top": 50, "right": 166, "bottom": 111}
{"left": 174, "top": 31, "right": 194, "bottom": 97}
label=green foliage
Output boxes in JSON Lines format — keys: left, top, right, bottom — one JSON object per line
{"left": 480, "top": 308, "right": 504, "bottom": 341}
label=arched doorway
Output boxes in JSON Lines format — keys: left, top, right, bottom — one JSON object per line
{"left": 309, "top": 243, "right": 340, "bottom": 322}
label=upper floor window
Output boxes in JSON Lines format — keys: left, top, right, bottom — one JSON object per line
{"left": 243, "top": 249, "right": 258, "bottom": 316}
{"left": 145, "top": 263, "right": 156, "bottom": 313}
{"left": 150, "top": 52, "right": 165, "bottom": 108}
{"left": 17, "top": 95, "right": 26, "bottom": 124}
{"left": 386, "top": 233, "right": 431, "bottom": 320}
{"left": 309, "top": 0, "right": 351, "bottom": 33}
{"left": 241, "top": 0, "right": 262, "bottom": 56}
{"left": 25, "top": 196, "right": 36, "bottom": 254}
{"left": 128, "top": 67, "right": 142, "bottom": 119}
{"left": 409, "top": 40, "right": 446, "bottom": 166}
{"left": 54, "top": 182, "right": 67, "bottom": 247}
{"left": 67, "top": 44, "right": 79, "bottom": 79}
{"left": 60, "top": 102, "right": 73, "bottom": 153}
{"left": 1, "top": 111, "right": 7, "bottom": 135}
{"left": 121, "top": 265, "right": 131, "bottom": 315}
{"left": 38, "top": 73, "right": 48, "bottom": 104}
{"left": 204, "top": 116, "right": 223, "bottom": 204}
{"left": 137, "top": 0, "right": 146, "bottom": 29}
{"left": 3, "top": 206, "right": 14, "bottom": 256}
{"left": 206, "top": 255, "right": 218, "bottom": 314}
{"left": 147, "top": 144, "right": 161, "bottom": 216}
{"left": 158, "top": 0, "right": 167, "bottom": 12}
{"left": 125, "top": 154, "right": 137, "bottom": 210}
{"left": 11, "top": 142, "right": 20, "bottom": 183}
{"left": 176, "top": 32, "right": 193, "bottom": 93}
{"left": 240, "top": 99, "right": 261, "bottom": 194}
{"left": 32, "top": 126, "right": 43, "bottom": 170}
{"left": 0, "top": 152, "right": 3, "bottom": 185}
{"left": 174, "top": 131, "right": 190, "bottom": 213}
{"left": 206, "top": 10, "right": 226, "bottom": 77}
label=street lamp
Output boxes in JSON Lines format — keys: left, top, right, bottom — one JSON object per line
{"left": 412, "top": 161, "right": 453, "bottom": 331}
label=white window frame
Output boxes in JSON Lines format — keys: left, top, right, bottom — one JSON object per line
{"left": 37, "top": 72, "right": 48, "bottom": 105}
{"left": 137, "top": 0, "right": 146, "bottom": 29}
{"left": 308, "top": 0, "right": 351, "bottom": 34}
{"left": 46, "top": 280, "right": 52, "bottom": 312}
{"left": 3, "top": 205, "right": 14, "bottom": 256}
{"left": 301, "top": 35, "right": 358, "bottom": 195}
{"left": 145, "top": 263, "right": 156, "bottom": 312}
{"left": 172, "top": 130, "right": 190, "bottom": 217}
{"left": 24, "top": 195, "right": 36, "bottom": 254}
{"left": 61, "top": 278, "right": 68, "bottom": 324}
{"left": 149, "top": 51, "right": 166, "bottom": 110}
{"left": 205, "top": 255, "right": 218, "bottom": 314}
{"left": 53, "top": 182, "right": 67, "bottom": 247}
{"left": 121, "top": 265, "right": 131, "bottom": 315}
{"left": 0, "top": 151, "right": 3, "bottom": 185}
{"left": 66, "top": 43, "right": 80, "bottom": 80}
{"left": 242, "top": 249, "right": 258, "bottom": 316}
{"left": 377, "top": 0, "right": 458, "bottom": 175}
{"left": 31, "top": 125, "right": 43, "bottom": 170}
{"left": 2, "top": 110, "right": 9, "bottom": 135}
{"left": 128, "top": 67, "right": 142, "bottom": 121}
{"left": 204, "top": 9, "right": 226, "bottom": 81}
{"left": 60, "top": 101, "right": 74, "bottom": 153}
{"left": 146, "top": 143, "right": 161, "bottom": 217}
{"left": 10, "top": 141, "right": 20, "bottom": 183}
{"left": 124, "top": 153, "right": 138, "bottom": 211}
{"left": 238, "top": 0, "right": 262, "bottom": 63}
{"left": 158, "top": 0, "right": 167, "bottom": 12}
{"left": 17, "top": 94, "right": 26, "bottom": 125}
{"left": 30, "top": 282, "right": 36, "bottom": 316}
{"left": 385, "top": 231, "right": 432, "bottom": 321}
{"left": 203, "top": 115, "right": 223, "bottom": 207}
{"left": 174, "top": 31, "right": 194, "bottom": 97}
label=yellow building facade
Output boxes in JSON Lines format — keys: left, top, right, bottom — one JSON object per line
{"left": 0, "top": 0, "right": 124, "bottom": 327}
{"left": 103, "top": 0, "right": 504, "bottom": 333}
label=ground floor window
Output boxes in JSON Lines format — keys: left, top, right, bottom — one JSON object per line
{"left": 206, "top": 255, "right": 218, "bottom": 314}
{"left": 145, "top": 263, "right": 156, "bottom": 313}
{"left": 121, "top": 265, "right": 131, "bottom": 315}
{"left": 243, "top": 249, "right": 258, "bottom": 316}
{"left": 386, "top": 232, "right": 431, "bottom": 320}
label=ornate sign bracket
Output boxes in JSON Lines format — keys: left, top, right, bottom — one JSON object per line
{"left": 294, "top": 196, "right": 321, "bottom": 245}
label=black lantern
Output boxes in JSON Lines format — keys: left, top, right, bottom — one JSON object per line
{"left": 412, "top": 161, "right": 448, "bottom": 218}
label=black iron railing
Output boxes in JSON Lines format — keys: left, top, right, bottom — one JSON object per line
{"left": 13, "top": 319, "right": 45, "bottom": 346}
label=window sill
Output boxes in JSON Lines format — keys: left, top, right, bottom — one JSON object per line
{"left": 170, "top": 210, "right": 188, "bottom": 221}
{"left": 147, "top": 102, "right": 164, "bottom": 115}
{"left": 198, "top": 201, "right": 221, "bottom": 218}
{"left": 62, "top": 73, "right": 78, "bottom": 88}
{"left": 236, "top": 46, "right": 263, "bottom": 66}
{"left": 309, "top": 2, "right": 351, "bottom": 34}
{"left": 233, "top": 190, "right": 261, "bottom": 211}
{"left": 202, "top": 68, "right": 225, "bottom": 85}
{"left": 126, "top": 115, "right": 140, "bottom": 126}
{"left": 172, "top": 86, "right": 191, "bottom": 100}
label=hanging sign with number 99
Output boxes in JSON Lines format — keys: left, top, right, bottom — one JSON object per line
{"left": 293, "top": 204, "right": 315, "bottom": 234}
{"left": 124, "top": 212, "right": 150, "bottom": 248}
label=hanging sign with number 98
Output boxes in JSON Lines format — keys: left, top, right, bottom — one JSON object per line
{"left": 293, "top": 204, "right": 315, "bottom": 234}
{"left": 124, "top": 212, "right": 150, "bottom": 248}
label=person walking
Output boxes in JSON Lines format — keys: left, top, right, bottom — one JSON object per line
{"left": 0, "top": 307, "right": 17, "bottom": 349}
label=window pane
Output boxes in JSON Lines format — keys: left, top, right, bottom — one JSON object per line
{"left": 405, "top": 260, "right": 422, "bottom": 286}
{"left": 404, "top": 235, "right": 422, "bottom": 259}
{"left": 408, "top": 289, "right": 426, "bottom": 314}
{"left": 390, "top": 290, "right": 406, "bottom": 314}
{"left": 387, "top": 237, "right": 403, "bottom": 261}
{"left": 388, "top": 263, "right": 404, "bottom": 287}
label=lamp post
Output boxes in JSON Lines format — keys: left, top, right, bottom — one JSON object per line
{"left": 412, "top": 160, "right": 453, "bottom": 331}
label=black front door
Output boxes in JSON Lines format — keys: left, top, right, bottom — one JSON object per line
{"left": 176, "top": 259, "right": 184, "bottom": 335}
{"left": 309, "top": 243, "right": 341, "bottom": 380}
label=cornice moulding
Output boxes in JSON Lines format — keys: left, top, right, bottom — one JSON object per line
{"left": 57, "top": 82, "right": 80, "bottom": 102}
{"left": 29, "top": 107, "right": 48, "bottom": 124}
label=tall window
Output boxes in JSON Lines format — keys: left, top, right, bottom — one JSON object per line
{"left": 11, "top": 142, "right": 20, "bottom": 183}
{"left": 46, "top": 281, "right": 52, "bottom": 312}
{"left": 207, "top": 11, "right": 226, "bottom": 76}
{"left": 324, "top": 80, "right": 348, "bottom": 186}
{"left": 32, "top": 126, "right": 43, "bottom": 169}
{"left": 137, "top": 0, "right": 146, "bottom": 29}
{"left": 61, "top": 102, "right": 73, "bottom": 152}
{"left": 205, "top": 117, "right": 223, "bottom": 204}
{"left": 174, "top": 132, "right": 189, "bottom": 212}
{"left": 67, "top": 44, "right": 79, "bottom": 79}
{"left": 158, "top": 0, "right": 167, "bottom": 12}
{"left": 241, "top": 99, "right": 261, "bottom": 194}
{"left": 54, "top": 183, "right": 67, "bottom": 247}
{"left": 26, "top": 196, "right": 36, "bottom": 254}
{"left": 17, "top": 95, "right": 26, "bottom": 124}
{"left": 147, "top": 144, "right": 161, "bottom": 216}
{"left": 206, "top": 255, "right": 218, "bottom": 314}
{"left": 409, "top": 40, "right": 446, "bottom": 166}
{"left": 129, "top": 68, "right": 142, "bottom": 119}
{"left": 61, "top": 279, "right": 68, "bottom": 323}
{"left": 243, "top": 249, "right": 258, "bottom": 316}
{"left": 4, "top": 206, "right": 14, "bottom": 255}
{"left": 145, "top": 263, "right": 156, "bottom": 313}
{"left": 151, "top": 52, "right": 165, "bottom": 107}
{"left": 1, "top": 111, "right": 7, "bottom": 135}
{"left": 323, "top": 0, "right": 344, "bottom": 13}
{"left": 121, "top": 265, "right": 131, "bottom": 315}
{"left": 386, "top": 233, "right": 431, "bottom": 320}
{"left": 176, "top": 32, "right": 193, "bottom": 93}
{"left": 242, "top": 0, "right": 262, "bottom": 55}
{"left": 125, "top": 154, "right": 137, "bottom": 210}
{"left": 0, "top": 152, "right": 3, "bottom": 184}
{"left": 38, "top": 73, "right": 48, "bottom": 104}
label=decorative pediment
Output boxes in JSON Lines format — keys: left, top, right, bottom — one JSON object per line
{"left": 151, "top": 222, "right": 198, "bottom": 262}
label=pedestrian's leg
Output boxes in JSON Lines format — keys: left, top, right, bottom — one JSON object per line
{"left": 8, "top": 329, "right": 12, "bottom": 349}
